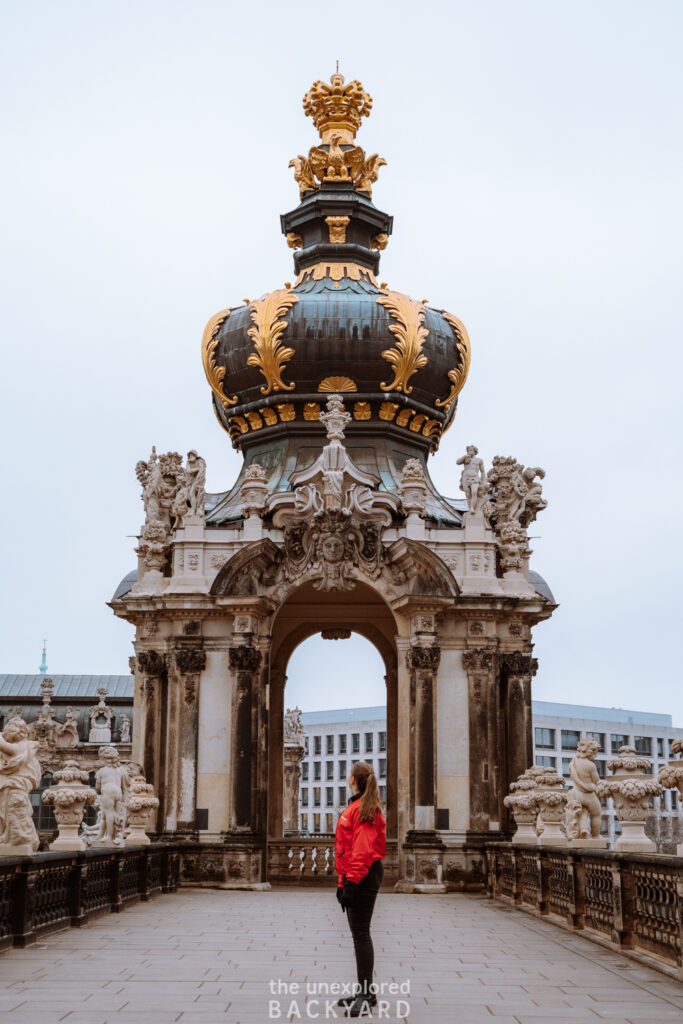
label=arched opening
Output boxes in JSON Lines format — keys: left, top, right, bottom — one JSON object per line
{"left": 285, "top": 633, "right": 387, "bottom": 837}
{"left": 267, "top": 579, "right": 399, "bottom": 881}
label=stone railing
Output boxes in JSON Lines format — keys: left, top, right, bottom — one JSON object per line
{"left": 267, "top": 837, "right": 399, "bottom": 885}
{"left": 486, "top": 842, "right": 683, "bottom": 979}
{"left": 0, "top": 844, "right": 179, "bottom": 951}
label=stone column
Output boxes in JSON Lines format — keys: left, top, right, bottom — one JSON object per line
{"left": 134, "top": 650, "right": 166, "bottom": 831}
{"left": 268, "top": 669, "right": 286, "bottom": 839}
{"left": 462, "top": 647, "right": 496, "bottom": 837}
{"left": 283, "top": 740, "right": 305, "bottom": 833}
{"left": 173, "top": 647, "right": 206, "bottom": 832}
{"left": 407, "top": 644, "right": 440, "bottom": 827}
{"left": 228, "top": 643, "right": 262, "bottom": 830}
{"left": 500, "top": 652, "right": 538, "bottom": 817}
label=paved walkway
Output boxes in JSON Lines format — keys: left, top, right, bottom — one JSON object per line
{"left": 0, "top": 889, "right": 681, "bottom": 1024}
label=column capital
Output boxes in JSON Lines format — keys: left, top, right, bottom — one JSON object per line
{"left": 173, "top": 648, "right": 207, "bottom": 675}
{"left": 500, "top": 651, "right": 538, "bottom": 677}
{"left": 406, "top": 644, "right": 441, "bottom": 672}
{"left": 462, "top": 647, "right": 496, "bottom": 674}
{"left": 229, "top": 644, "right": 262, "bottom": 673}
{"left": 136, "top": 650, "right": 165, "bottom": 676}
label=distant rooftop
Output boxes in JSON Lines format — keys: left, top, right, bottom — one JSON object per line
{"left": 300, "top": 706, "right": 386, "bottom": 725}
{"left": 532, "top": 700, "right": 672, "bottom": 728}
{"left": 0, "top": 675, "right": 134, "bottom": 700}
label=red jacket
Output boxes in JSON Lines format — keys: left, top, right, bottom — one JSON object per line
{"left": 335, "top": 794, "right": 386, "bottom": 886}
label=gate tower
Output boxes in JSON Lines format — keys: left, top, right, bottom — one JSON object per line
{"left": 111, "top": 70, "right": 556, "bottom": 890}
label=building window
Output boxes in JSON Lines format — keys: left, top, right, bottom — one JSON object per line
{"left": 595, "top": 760, "right": 606, "bottom": 778}
{"left": 379, "top": 758, "right": 387, "bottom": 778}
{"left": 313, "top": 814, "right": 320, "bottom": 833}
{"left": 352, "top": 733, "right": 360, "bottom": 754}
{"left": 379, "top": 731, "right": 386, "bottom": 752}
{"left": 326, "top": 813, "right": 333, "bottom": 833}
{"left": 338, "top": 786, "right": 346, "bottom": 805}
{"left": 301, "top": 814, "right": 308, "bottom": 831}
{"left": 326, "top": 787, "right": 334, "bottom": 806}
{"left": 669, "top": 739, "right": 676, "bottom": 757}
{"left": 314, "top": 736, "right": 321, "bottom": 755}
{"left": 535, "top": 727, "right": 555, "bottom": 749}
{"left": 672, "top": 791, "right": 678, "bottom": 810}
{"left": 339, "top": 734, "right": 347, "bottom": 754}
{"left": 314, "top": 762, "right": 321, "bottom": 781}
{"left": 365, "top": 733, "right": 373, "bottom": 753}
{"left": 365, "top": 759, "right": 372, "bottom": 771}
{"left": 657, "top": 738, "right": 665, "bottom": 758}
{"left": 338, "top": 760, "right": 346, "bottom": 779}
{"left": 304, "top": 736, "right": 309, "bottom": 754}
{"left": 302, "top": 763, "right": 309, "bottom": 781}
{"left": 31, "top": 771, "right": 56, "bottom": 832}
{"left": 313, "top": 787, "right": 320, "bottom": 807}
{"left": 586, "top": 732, "right": 605, "bottom": 752}
{"left": 561, "top": 730, "right": 580, "bottom": 751}
{"left": 379, "top": 785, "right": 386, "bottom": 801}
{"left": 326, "top": 761, "right": 334, "bottom": 780}
{"left": 535, "top": 755, "right": 556, "bottom": 769}
{"left": 611, "top": 734, "right": 629, "bottom": 752}
{"left": 301, "top": 789, "right": 309, "bottom": 807}
{"left": 561, "top": 757, "right": 572, "bottom": 778}
{"left": 634, "top": 736, "right": 652, "bottom": 756}
{"left": 326, "top": 735, "right": 334, "bottom": 755}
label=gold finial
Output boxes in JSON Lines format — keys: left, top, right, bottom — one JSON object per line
{"left": 303, "top": 70, "right": 373, "bottom": 144}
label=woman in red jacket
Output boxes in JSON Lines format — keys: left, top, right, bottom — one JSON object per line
{"left": 335, "top": 761, "right": 386, "bottom": 1018}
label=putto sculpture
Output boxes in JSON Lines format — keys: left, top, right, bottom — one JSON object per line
{"left": 83, "top": 745, "right": 130, "bottom": 848}
{"left": 0, "top": 717, "right": 41, "bottom": 854}
{"left": 564, "top": 738, "right": 607, "bottom": 847}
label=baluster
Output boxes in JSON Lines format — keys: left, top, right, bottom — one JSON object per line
{"left": 324, "top": 846, "right": 331, "bottom": 874}
{"left": 299, "top": 846, "right": 305, "bottom": 875}
{"left": 287, "top": 847, "right": 293, "bottom": 872}
{"left": 311, "top": 846, "right": 318, "bottom": 874}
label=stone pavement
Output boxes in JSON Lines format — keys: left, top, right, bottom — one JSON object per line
{"left": 0, "top": 889, "right": 682, "bottom": 1024}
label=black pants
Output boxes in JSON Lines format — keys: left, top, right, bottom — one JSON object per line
{"left": 346, "top": 860, "right": 384, "bottom": 997}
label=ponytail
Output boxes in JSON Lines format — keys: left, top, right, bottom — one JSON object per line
{"left": 351, "top": 760, "right": 383, "bottom": 823}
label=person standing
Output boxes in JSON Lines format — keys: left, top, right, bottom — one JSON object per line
{"left": 335, "top": 761, "right": 386, "bottom": 1017}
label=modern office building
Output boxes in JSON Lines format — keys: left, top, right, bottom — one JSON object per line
{"left": 299, "top": 701, "right": 683, "bottom": 849}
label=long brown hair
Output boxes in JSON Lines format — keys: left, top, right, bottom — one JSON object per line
{"left": 351, "top": 761, "right": 383, "bottom": 823}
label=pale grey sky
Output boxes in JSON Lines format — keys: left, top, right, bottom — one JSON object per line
{"left": 1, "top": 2, "right": 682, "bottom": 722}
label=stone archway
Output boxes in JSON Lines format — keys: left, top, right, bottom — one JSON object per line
{"left": 267, "top": 580, "right": 399, "bottom": 871}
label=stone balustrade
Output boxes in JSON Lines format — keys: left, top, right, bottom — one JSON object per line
{"left": 486, "top": 842, "right": 683, "bottom": 980}
{"left": 266, "top": 837, "right": 399, "bottom": 885}
{"left": 0, "top": 844, "right": 179, "bottom": 950}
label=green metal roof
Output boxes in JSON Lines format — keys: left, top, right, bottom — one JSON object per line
{"left": 0, "top": 675, "right": 133, "bottom": 699}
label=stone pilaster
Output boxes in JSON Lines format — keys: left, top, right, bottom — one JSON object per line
{"left": 407, "top": 644, "right": 441, "bottom": 827}
{"left": 500, "top": 651, "right": 538, "bottom": 823}
{"left": 462, "top": 647, "right": 496, "bottom": 837}
{"left": 134, "top": 649, "right": 166, "bottom": 831}
{"left": 228, "top": 643, "right": 262, "bottom": 831}
{"left": 171, "top": 647, "right": 206, "bottom": 833}
{"left": 283, "top": 740, "right": 305, "bottom": 832}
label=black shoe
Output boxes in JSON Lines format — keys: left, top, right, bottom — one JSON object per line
{"left": 338, "top": 994, "right": 376, "bottom": 1009}
{"left": 345, "top": 995, "right": 374, "bottom": 1017}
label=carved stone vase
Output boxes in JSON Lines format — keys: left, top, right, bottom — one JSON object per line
{"left": 42, "top": 761, "right": 96, "bottom": 851}
{"left": 126, "top": 776, "right": 160, "bottom": 845}
{"left": 658, "top": 747, "right": 683, "bottom": 855}
{"left": 503, "top": 768, "right": 541, "bottom": 844}
{"left": 534, "top": 769, "right": 568, "bottom": 847}
{"left": 598, "top": 746, "right": 661, "bottom": 853}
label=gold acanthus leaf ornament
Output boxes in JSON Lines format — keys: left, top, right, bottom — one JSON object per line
{"left": 377, "top": 290, "right": 429, "bottom": 394}
{"left": 246, "top": 289, "right": 299, "bottom": 395}
{"left": 434, "top": 310, "right": 471, "bottom": 410}
{"left": 201, "top": 309, "right": 238, "bottom": 408}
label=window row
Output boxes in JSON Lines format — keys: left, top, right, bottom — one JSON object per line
{"left": 305, "top": 731, "right": 387, "bottom": 756}
{"left": 302, "top": 758, "right": 387, "bottom": 782}
{"left": 534, "top": 728, "right": 673, "bottom": 756}
{"left": 301, "top": 787, "right": 387, "bottom": 833}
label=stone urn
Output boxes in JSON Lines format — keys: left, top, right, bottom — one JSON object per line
{"left": 658, "top": 739, "right": 683, "bottom": 855}
{"left": 42, "top": 760, "right": 96, "bottom": 851}
{"left": 126, "top": 775, "right": 160, "bottom": 845}
{"left": 534, "top": 768, "right": 568, "bottom": 846}
{"left": 504, "top": 767, "right": 542, "bottom": 844}
{"left": 598, "top": 746, "right": 661, "bottom": 853}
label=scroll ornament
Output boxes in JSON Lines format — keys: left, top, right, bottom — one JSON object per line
{"left": 247, "top": 290, "right": 299, "bottom": 395}
{"left": 201, "top": 309, "right": 238, "bottom": 408}
{"left": 435, "top": 311, "right": 471, "bottom": 411}
{"left": 377, "top": 290, "right": 429, "bottom": 393}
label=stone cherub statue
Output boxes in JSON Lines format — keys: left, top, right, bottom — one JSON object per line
{"left": 119, "top": 715, "right": 131, "bottom": 743}
{"left": 284, "top": 707, "right": 305, "bottom": 745}
{"left": 84, "top": 745, "right": 130, "bottom": 847}
{"left": 186, "top": 450, "right": 206, "bottom": 517}
{"left": 56, "top": 706, "right": 80, "bottom": 748}
{"left": 565, "top": 737, "right": 603, "bottom": 842}
{"left": 456, "top": 445, "right": 487, "bottom": 515}
{"left": 0, "top": 717, "right": 42, "bottom": 853}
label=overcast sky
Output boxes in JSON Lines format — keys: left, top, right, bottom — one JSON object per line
{"left": 1, "top": 2, "right": 682, "bottom": 723}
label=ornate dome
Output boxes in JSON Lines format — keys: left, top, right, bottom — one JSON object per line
{"left": 202, "top": 70, "right": 470, "bottom": 459}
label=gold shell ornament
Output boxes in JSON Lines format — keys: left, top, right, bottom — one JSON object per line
{"left": 246, "top": 290, "right": 299, "bottom": 395}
